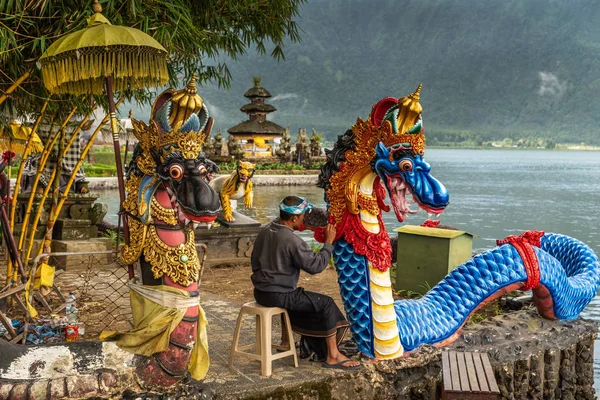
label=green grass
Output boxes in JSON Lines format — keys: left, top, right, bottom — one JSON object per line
{"left": 83, "top": 163, "right": 117, "bottom": 177}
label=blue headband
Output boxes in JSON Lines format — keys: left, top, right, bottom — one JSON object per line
{"left": 279, "top": 197, "right": 313, "bottom": 215}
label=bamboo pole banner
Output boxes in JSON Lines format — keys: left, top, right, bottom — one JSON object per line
{"left": 5, "top": 100, "right": 49, "bottom": 283}
{"left": 23, "top": 169, "right": 57, "bottom": 265}
{"left": 9, "top": 100, "right": 50, "bottom": 231}
{"left": 0, "top": 71, "right": 31, "bottom": 106}
{"left": 35, "top": 97, "right": 124, "bottom": 261}
{"left": 17, "top": 106, "right": 77, "bottom": 256}
{"left": 42, "top": 126, "right": 65, "bottom": 256}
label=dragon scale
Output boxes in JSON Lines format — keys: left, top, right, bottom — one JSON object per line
{"left": 316, "top": 85, "right": 600, "bottom": 359}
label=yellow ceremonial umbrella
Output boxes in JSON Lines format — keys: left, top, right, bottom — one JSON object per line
{"left": 0, "top": 121, "right": 44, "bottom": 154}
{"left": 38, "top": 0, "right": 169, "bottom": 278}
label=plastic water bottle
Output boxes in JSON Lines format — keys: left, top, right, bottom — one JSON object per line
{"left": 65, "top": 292, "right": 78, "bottom": 324}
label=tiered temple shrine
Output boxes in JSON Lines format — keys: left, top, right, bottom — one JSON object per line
{"left": 227, "top": 77, "right": 285, "bottom": 158}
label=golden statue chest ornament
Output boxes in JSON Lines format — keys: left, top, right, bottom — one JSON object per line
{"left": 145, "top": 224, "right": 200, "bottom": 287}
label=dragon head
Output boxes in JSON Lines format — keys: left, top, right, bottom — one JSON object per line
{"left": 318, "top": 84, "right": 449, "bottom": 234}
{"left": 235, "top": 161, "right": 255, "bottom": 188}
{"left": 371, "top": 85, "right": 449, "bottom": 222}
{"left": 130, "top": 75, "right": 222, "bottom": 227}
{"left": 373, "top": 143, "right": 448, "bottom": 222}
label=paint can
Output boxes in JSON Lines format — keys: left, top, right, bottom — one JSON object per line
{"left": 65, "top": 325, "right": 79, "bottom": 342}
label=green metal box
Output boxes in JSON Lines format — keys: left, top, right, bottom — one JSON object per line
{"left": 393, "top": 225, "right": 473, "bottom": 293}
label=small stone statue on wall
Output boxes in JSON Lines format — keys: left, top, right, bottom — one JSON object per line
{"left": 276, "top": 125, "right": 292, "bottom": 162}
{"left": 227, "top": 135, "right": 245, "bottom": 161}
{"left": 295, "top": 128, "right": 310, "bottom": 165}
{"left": 310, "top": 127, "right": 322, "bottom": 158}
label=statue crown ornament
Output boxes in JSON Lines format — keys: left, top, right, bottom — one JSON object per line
{"left": 370, "top": 83, "right": 425, "bottom": 155}
{"left": 130, "top": 74, "right": 210, "bottom": 163}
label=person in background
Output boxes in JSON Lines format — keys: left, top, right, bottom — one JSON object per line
{"left": 251, "top": 195, "right": 360, "bottom": 370}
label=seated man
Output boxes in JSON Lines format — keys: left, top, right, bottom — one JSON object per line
{"left": 251, "top": 195, "right": 360, "bottom": 370}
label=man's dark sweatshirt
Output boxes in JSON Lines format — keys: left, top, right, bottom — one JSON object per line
{"left": 251, "top": 222, "right": 334, "bottom": 293}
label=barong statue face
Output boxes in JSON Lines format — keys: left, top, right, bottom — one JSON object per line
{"left": 131, "top": 75, "right": 222, "bottom": 227}
{"left": 236, "top": 161, "right": 255, "bottom": 187}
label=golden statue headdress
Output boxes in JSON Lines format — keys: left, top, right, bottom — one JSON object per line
{"left": 130, "top": 74, "right": 211, "bottom": 165}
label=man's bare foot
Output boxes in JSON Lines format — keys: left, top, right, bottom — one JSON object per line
{"left": 325, "top": 352, "right": 360, "bottom": 367}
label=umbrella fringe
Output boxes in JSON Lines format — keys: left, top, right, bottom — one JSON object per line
{"left": 40, "top": 47, "right": 168, "bottom": 95}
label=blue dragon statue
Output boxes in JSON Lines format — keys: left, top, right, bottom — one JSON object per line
{"left": 315, "top": 85, "right": 600, "bottom": 359}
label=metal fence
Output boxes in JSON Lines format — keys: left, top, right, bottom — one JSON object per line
{"left": 32, "top": 250, "right": 132, "bottom": 338}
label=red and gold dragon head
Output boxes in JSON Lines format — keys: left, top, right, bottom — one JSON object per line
{"left": 317, "top": 84, "right": 449, "bottom": 270}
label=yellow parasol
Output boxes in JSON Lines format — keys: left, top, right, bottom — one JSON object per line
{"left": 38, "top": 0, "right": 169, "bottom": 279}
{"left": 0, "top": 121, "right": 44, "bottom": 154}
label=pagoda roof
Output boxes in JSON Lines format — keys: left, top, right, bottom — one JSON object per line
{"left": 244, "top": 86, "right": 272, "bottom": 98}
{"left": 228, "top": 119, "right": 285, "bottom": 135}
{"left": 240, "top": 103, "right": 277, "bottom": 113}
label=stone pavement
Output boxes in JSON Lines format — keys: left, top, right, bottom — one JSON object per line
{"left": 200, "top": 292, "right": 350, "bottom": 399}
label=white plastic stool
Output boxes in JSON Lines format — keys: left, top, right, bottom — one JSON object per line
{"left": 229, "top": 301, "right": 298, "bottom": 377}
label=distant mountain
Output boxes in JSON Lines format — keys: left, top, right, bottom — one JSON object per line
{"left": 138, "top": 0, "right": 600, "bottom": 145}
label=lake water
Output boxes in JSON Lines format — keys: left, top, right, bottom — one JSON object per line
{"left": 96, "top": 149, "right": 600, "bottom": 388}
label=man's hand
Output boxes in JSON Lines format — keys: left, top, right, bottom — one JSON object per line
{"left": 324, "top": 224, "right": 337, "bottom": 244}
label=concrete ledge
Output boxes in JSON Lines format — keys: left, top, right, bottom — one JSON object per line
{"left": 204, "top": 309, "right": 598, "bottom": 400}
{"left": 11, "top": 175, "right": 319, "bottom": 191}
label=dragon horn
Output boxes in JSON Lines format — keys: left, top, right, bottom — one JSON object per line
{"left": 408, "top": 83, "right": 422, "bottom": 101}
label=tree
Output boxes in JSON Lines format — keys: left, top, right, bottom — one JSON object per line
{"left": 0, "top": 0, "right": 305, "bottom": 125}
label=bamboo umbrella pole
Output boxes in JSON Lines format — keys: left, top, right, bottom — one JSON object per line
{"left": 17, "top": 106, "right": 77, "bottom": 253}
{"left": 105, "top": 77, "right": 133, "bottom": 279}
{"left": 9, "top": 100, "right": 49, "bottom": 231}
{"left": 0, "top": 71, "right": 31, "bottom": 106}
{"left": 105, "top": 78, "right": 129, "bottom": 239}
{"left": 34, "top": 98, "right": 124, "bottom": 261}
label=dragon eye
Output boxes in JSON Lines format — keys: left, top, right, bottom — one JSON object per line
{"left": 169, "top": 164, "right": 183, "bottom": 180}
{"left": 399, "top": 159, "right": 413, "bottom": 172}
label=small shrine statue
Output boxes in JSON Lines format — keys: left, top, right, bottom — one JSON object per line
{"left": 209, "top": 160, "right": 255, "bottom": 222}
